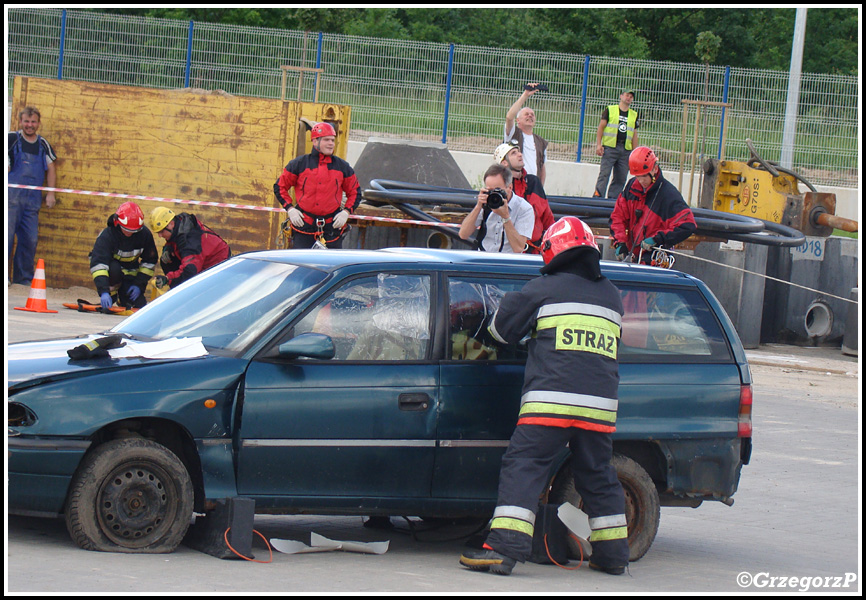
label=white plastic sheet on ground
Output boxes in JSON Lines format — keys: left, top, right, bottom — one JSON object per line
{"left": 270, "top": 532, "right": 389, "bottom": 555}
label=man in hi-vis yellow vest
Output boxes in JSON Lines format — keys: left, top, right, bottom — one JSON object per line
{"left": 594, "top": 89, "right": 640, "bottom": 198}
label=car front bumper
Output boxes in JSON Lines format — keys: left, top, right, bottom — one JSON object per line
{"left": 8, "top": 436, "right": 92, "bottom": 516}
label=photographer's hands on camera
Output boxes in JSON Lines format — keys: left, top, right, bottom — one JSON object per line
{"left": 477, "top": 187, "right": 511, "bottom": 222}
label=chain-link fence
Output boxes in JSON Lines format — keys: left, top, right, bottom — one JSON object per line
{"left": 8, "top": 8, "right": 859, "bottom": 187}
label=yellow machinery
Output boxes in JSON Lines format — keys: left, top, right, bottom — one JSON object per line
{"left": 699, "top": 139, "right": 858, "bottom": 237}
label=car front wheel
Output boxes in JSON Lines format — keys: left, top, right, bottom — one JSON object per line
{"left": 65, "top": 438, "right": 194, "bottom": 553}
{"left": 550, "top": 453, "right": 660, "bottom": 561}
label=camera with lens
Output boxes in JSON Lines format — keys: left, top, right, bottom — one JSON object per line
{"left": 485, "top": 188, "right": 507, "bottom": 210}
{"left": 524, "top": 83, "right": 549, "bottom": 92}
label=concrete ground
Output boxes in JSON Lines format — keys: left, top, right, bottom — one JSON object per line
{"left": 5, "top": 283, "right": 861, "bottom": 593}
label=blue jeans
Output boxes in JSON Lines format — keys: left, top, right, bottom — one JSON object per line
{"left": 8, "top": 200, "right": 40, "bottom": 284}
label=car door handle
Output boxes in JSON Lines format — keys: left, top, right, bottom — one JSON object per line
{"left": 398, "top": 393, "right": 431, "bottom": 411}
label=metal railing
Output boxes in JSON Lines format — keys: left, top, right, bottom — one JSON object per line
{"left": 8, "top": 8, "right": 858, "bottom": 188}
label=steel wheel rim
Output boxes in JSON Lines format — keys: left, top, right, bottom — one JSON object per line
{"left": 96, "top": 460, "right": 177, "bottom": 548}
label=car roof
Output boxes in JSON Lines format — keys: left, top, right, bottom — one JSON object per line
{"left": 242, "top": 248, "right": 696, "bottom": 284}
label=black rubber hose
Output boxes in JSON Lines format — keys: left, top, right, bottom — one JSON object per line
{"left": 722, "top": 219, "right": 806, "bottom": 247}
{"left": 364, "top": 180, "right": 793, "bottom": 244}
{"left": 364, "top": 186, "right": 765, "bottom": 235}
{"left": 386, "top": 201, "right": 476, "bottom": 249}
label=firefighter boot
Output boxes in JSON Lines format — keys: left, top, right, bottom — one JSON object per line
{"left": 459, "top": 545, "right": 517, "bottom": 576}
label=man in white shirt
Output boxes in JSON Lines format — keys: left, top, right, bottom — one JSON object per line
{"left": 459, "top": 164, "right": 535, "bottom": 253}
{"left": 504, "top": 83, "right": 549, "bottom": 184}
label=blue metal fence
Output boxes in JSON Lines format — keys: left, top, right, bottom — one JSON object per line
{"left": 8, "top": 8, "right": 859, "bottom": 188}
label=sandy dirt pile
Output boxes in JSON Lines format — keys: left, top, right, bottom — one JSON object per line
{"left": 7, "top": 284, "right": 97, "bottom": 303}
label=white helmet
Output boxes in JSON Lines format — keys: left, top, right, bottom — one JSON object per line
{"left": 493, "top": 141, "right": 519, "bottom": 164}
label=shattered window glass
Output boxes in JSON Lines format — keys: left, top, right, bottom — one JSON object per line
{"left": 294, "top": 273, "right": 432, "bottom": 361}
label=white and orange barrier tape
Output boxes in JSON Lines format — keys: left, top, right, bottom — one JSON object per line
{"left": 8, "top": 183, "right": 461, "bottom": 229}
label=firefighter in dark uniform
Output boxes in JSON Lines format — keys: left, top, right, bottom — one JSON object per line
{"left": 273, "top": 122, "right": 360, "bottom": 249}
{"left": 460, "top": 216, "right": 630, "bottom": 576}
{"left": 89, "top": 201, "right": 157, "bottom": 310}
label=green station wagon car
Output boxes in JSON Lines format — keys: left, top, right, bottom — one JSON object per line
{"left": 8, "top": 248, "right": 752, "bottom": 559}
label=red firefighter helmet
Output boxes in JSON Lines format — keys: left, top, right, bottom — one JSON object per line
{"left": 310, "top": 122, "right": 337, "bottom": 140}
{"left": 540, "top": 216, "right": 598, "bottom": 265}
{"left": 629, "top": 146, "right": 658, "bottom": 176}
{"left": 115, "top": 201, "right": 144, "bottom": 233}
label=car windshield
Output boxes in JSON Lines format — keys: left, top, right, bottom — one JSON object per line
{"left": 112, "top": 257, "right": 328, "bottom": 352}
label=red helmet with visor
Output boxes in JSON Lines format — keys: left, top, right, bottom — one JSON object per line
{"left": 115, "top": 201, "right": 144, "bottom": 233}
{"left": 540, "top": 216, "right": 598, "bottom": 265}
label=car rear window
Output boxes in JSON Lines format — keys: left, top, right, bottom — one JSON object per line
{"left": 616, "top": 284, "right": 732, "bottom": 363}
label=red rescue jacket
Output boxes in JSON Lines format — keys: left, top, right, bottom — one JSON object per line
{"left": 512, "top": 170, "right": 555, "bottom": 252}
{"left": 163, "top": 213, "right": 230, "bottom": 288}
{"left": 609, "top": 169, "right": 696, "bottom": 260}
{"left": 274, "top": 148, "right": 360, "bottom": 220}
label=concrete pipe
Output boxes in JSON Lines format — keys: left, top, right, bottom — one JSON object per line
{"left": 804, "top": 300, "right": 834, "bottom": 339}
{"left": 427, "top": 231, "right": 452, "bottom": 249}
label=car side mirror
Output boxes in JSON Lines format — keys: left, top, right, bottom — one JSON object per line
{"left": 277, "top": 333, "right": 336, "bottom": 360}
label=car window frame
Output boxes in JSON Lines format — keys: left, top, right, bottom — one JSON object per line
{"left": 610, "top": 280, "right": 734, "bottom": 364}
{"left": 262, "top": 269, "right": 439, "bottom": 363}
{"left": 440, "top": 271, "right": 534, "bottom": 364}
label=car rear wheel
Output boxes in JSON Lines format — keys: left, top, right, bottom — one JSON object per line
{"left": 550, "top": 453, "right": 660, "bottom": 561}
{"left": 65, "top": 438, "right": 194, "bottom": 553}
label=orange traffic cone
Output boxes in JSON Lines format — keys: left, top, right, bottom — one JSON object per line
{"left": 14, "top": 258, "right": 59, "bottom": 313}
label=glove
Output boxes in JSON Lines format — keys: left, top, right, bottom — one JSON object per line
{"left": 127, "top": 286, "right": 141, "bottom": 301}
{"left": 154, "top": 275, "right": 169, "bottom": 288}
{"left": 67, "top": 335, "right": 125, "bottom": 361}
{"left": 287, "top": 206, "right": 305, "bottom": 228}
{"left": 160, "top": 245, "right": 174, "bottom": 266}
{"left": 333, "top": 210, "right": 350, "bottom": 229}
{"left": 641, "top": 236, "right": 659, "bottom": 252}
{"left": 100, "top": 292, "right": 113, "bottom": 309}
{"left": 615, "top": 243, "right": 628, "bottom": 261}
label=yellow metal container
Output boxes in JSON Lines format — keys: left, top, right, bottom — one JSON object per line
{"left": 10, "top": 77, "right": 351, "bottom": 290}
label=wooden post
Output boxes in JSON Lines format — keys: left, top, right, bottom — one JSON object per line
{"left": 280, "top": 66, "right": 325, "bottom": 103}
{"left": 679, "top": 103, "right": 689, "bottom": 192}
{"left": 680, "top": 99, "right": 732, "bottom": 204}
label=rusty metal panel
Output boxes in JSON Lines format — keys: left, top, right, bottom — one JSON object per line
{"left": 10, "top": 77, "right": 350, "bottom": 289}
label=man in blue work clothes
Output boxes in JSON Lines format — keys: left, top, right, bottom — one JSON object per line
{"left": 8, "top": 107, "right": 57, "bottom": 285}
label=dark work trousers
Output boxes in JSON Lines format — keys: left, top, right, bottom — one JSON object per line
{"left": 594, "top": 145, "right": 632, "bottom": 199}
{"left": 485, "top": 423, "right": 630, "bottom": 568}
{"left": 291, "top": 227, "right": 346, "bottom": 249}
{"left": 107, "top": 260, "right": 147, "bottom": 309}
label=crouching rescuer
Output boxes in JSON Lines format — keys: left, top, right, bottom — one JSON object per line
{"left": 459, "top": 216, "right": 630, "bottom": 576}
{"left": 89, "top": 201, "right": 157, "bottom": 310}
{"left": 149, "top": 207, "right": 231, "bottom": 290}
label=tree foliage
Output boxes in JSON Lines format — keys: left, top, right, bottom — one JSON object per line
{"left": 89, "top": 7, "right": 857, "bottom": 75}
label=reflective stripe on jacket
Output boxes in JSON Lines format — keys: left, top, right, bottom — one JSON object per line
{"left": 89, "top": 214, "right": 158, "bottom": 295}
{"left": 602, "top": 105, "right": 637, "bottom": 151}
{"left": 489, "top": 272, "right": 624, "bottom": 432}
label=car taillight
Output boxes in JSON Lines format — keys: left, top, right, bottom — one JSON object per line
{"left": 738, "top": 384, "right": 752, "bottom": 437}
